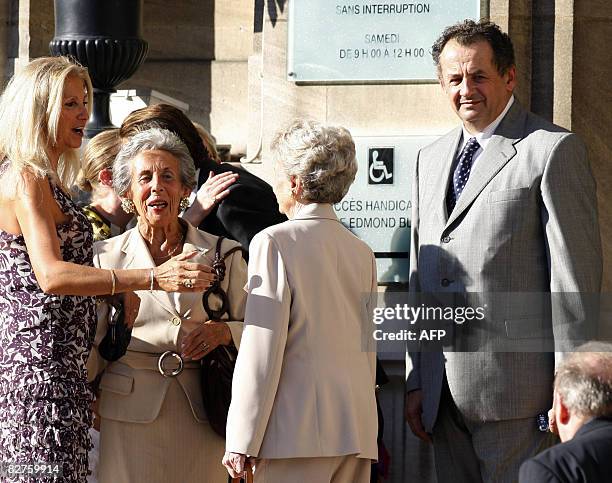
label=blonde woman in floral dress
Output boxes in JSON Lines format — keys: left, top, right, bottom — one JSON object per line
{"left": 0, "top": 57, "right": 214, "bottom": 482}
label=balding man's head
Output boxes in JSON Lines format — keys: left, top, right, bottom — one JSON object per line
{"left": 555, "top": 342, "right": 612, "bottom": 419}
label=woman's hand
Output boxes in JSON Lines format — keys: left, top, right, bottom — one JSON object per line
{"left": 154, "top": 251, "right": 216, "bottom": 292}
{"left": 222, "top": 452, "right": 248, "bottom": 479}
{"left": 91, "top": 398, "right": 101, "bottom": 432}
{"left": 120, "top": 291, "right": 141, "bottom": 329}
{"left": 183, "top": 171, "right": 238, "bottom": 226}
{"left": 181, "top": 320, "right": 232, "bottom": 360}
{"left": 100, "top": 292, "right": 140, "bottom": 328}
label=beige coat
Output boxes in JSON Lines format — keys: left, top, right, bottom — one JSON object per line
{"left": 89, "top": 222, "right": 247, "bottom": 482}
{"left": 226, "top": 203, "right": 379, "bottom": 460}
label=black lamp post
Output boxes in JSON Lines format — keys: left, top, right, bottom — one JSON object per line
{"left": 49, "top": 0, "right": 148, "bottom": 138}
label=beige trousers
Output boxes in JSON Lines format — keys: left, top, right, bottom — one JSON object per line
{"left": 253, "top": 455, "right": 371, "bottom": 483}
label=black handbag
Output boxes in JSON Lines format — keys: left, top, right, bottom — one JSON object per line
{"left": 98, "top": 297, "right": 133, "bottom": 362}
{"left": 200, "top": 236, "right": 245, "bottom": 437}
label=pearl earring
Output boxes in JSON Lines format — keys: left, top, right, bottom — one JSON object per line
{"left": 179, "top": 197, "right": 190, "bottom": 211}
{"left": 121, "top": 198, "right": 135, "bottom": 214}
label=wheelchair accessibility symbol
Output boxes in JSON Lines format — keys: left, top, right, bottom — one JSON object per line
{"left": 368, "top": 148, "right": 394, "bottom": 185}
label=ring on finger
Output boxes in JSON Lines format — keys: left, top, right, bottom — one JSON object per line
{"left": 183, "top": 279, "right": 194, "bottom": 289}
{"left": 201, "top": 343, "right": 210, "bottom": 352}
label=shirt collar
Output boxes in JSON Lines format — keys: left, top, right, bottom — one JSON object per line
{"left": 291, "top": 202, "right": 339, "bottom": 221}
{"left": 461, "top": 95, "right": 515, "bottom": 150}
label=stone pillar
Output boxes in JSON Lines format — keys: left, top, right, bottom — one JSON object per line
{"left": 531, "top": 0, "right": 555, "bottom": 119}
{"left": 244, "top": 1, "right": 328, "bottom": 180}
{"left": 122, "top": 1, "right": 214, "bottom": 129}
{"left": 15, "top": 0, "right": 53, "bottom": 72}
{"left": 490, "top": 0, "right": 533, "bottom": 108}
{"left": 573, "top": 0, "right": 612, "bottom": 291}
{"left": 528, "top": 0, "right": 612, "bottom": 292}
{"left": 0, "top": 0, "right": 11, "bottom": 86}
{"left": 209, "top": 0, "right": 251, "bottom": 156}
{"left": 552, "top": 0, "right": 574, "bottom": 129}
{"left": 125, "top": 0, "right": 251, "bottom": 158}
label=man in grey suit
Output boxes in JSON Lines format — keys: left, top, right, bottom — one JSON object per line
{"left": 405, "top": 20, "right": 602, "bottom": 483}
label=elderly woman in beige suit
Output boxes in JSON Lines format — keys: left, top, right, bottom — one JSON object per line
{"left": 89, "top": 128, "right": 247, "bottom": 483}
{"left": 223, "top": 120, "right": 378, "bottom": 483}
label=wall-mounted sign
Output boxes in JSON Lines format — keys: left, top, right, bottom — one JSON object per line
{"left": 287, "top": 0, "right": 482, "bottom": 82}
{"left": 368, "top": 147, "right": 394, "bottom": 184}
{"left": 334, "top": 135, "right": 439, "bottom": 284}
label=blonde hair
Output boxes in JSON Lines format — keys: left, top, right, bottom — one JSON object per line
{"left": 77, "top": 129, "right": 121, "bottom": 196}
{"left": 0, "top": 56, "right": 93, "bottom": 189}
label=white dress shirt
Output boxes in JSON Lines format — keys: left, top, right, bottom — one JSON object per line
{"left": 457, "top": 95, "right": 515, "bottom": 168}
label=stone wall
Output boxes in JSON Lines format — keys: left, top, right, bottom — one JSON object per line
{"left": 248, "top": 1, "right": 611, "bottom": 293}
{"left": 573, "top": 0, "right": 612, "bottom": 291}
{"left": 125, "top": 0, "right": 251, "bottom": 157}
{"left": 7, "top": 0, "right": 252, "bottom": 157}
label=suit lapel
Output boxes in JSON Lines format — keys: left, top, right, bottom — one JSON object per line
{"left": 122, "top": 223, "right": 214, "bottom": 318}
{"left": 174, "top": 224, "right": 211, "bottom": 316}
{"left": 122, "top": 228, "right": 178, "bottom": 317}
{"left": 444, "top": 101, "right": 526, "bottom": 230}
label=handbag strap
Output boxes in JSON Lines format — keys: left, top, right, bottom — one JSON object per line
{"left": 202, "top": 236, "right": 246, "bottom": 321}
{"left": 230, "top": 465, "right": 254, "bottom": 483}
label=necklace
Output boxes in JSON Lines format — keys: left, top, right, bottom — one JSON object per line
{"left": 152, "top": 227, "right": 186, "bottom": 261}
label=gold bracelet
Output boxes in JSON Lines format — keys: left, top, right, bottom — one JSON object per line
{"left": 150, "top": 268, "right": 155, "bottom": 292}
{"left": 109, "top": 269, "right": 117, "bottom": 296}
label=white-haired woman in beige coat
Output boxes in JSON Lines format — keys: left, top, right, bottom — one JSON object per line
{"left": 89, "top": 128, "right": 247, "bottom": 483}
{"left": 223, "top": 120, "right": 378, "bottom": 483}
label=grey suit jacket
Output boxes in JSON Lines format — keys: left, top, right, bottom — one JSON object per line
{"left": 406, "top": 101, "right": 602, "bottom": 431}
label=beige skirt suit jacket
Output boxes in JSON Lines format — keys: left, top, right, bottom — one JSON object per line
{"left": 226, "top": 203, "right": 378, "bottom": 481}
{"left": 89, "top": 222, "right": 247, "bottom": 483}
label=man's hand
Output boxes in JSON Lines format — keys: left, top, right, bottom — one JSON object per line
{"left": 548, "top": 407, "right": 558, "bottom": 435}
{"left": 405, "top": 389, "right": 432, "bottom": 443}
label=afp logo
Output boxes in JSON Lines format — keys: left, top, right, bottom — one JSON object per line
{"left": 368, "top": 147, "right": 394, "bottom": 185}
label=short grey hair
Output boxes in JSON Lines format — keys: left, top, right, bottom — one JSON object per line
{"left": 113, "top": 127, "right": 196, "bottom": 197}
{"left": 555, "top": 341, "right": 612, "bottom": 418}
{"left": 271, "top": 119, "right": 357, "bottom": 204}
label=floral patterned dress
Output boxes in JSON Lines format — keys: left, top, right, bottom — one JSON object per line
{"left": 0, "top": 176, "right": 96, "bottom": 482}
